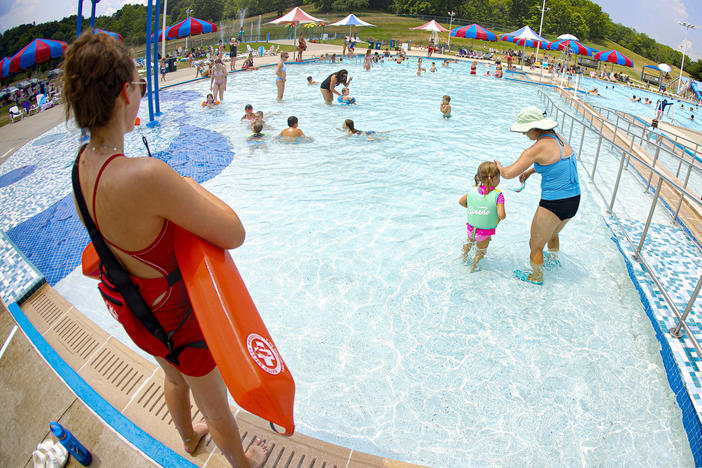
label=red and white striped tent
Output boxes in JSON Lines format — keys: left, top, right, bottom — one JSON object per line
{"left": 410, "top": 19, "right": 449, "bottom": 42}
{"left": 267, "top": 7, "right": 323, "bottom": 52}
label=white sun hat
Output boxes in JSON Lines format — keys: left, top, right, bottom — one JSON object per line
{"left": 510, "top": 106, "right": 558, "bottom": 133}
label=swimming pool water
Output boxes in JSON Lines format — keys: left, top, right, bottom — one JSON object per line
{"left": 578, "top": 76, "right": 701, "bottom": 132}
{"left": 3, "top": 58, "right": 694, "bottom": 466}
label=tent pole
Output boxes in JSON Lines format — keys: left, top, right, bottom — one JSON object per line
{"left": 153, "top": 0, "right": 161, "bottom": 116}
{"left": 145, "top": 0, "right": 156, "bottom": 126}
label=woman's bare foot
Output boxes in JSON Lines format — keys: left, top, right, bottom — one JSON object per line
{"left": 245, "top": 437, "right": 269, "bottom": 468}
{"left": 183, "top": 421, "right": 209, "bottom": 454}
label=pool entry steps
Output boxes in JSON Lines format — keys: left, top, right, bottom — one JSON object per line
{"left": 11, "top": 284, "right": 422, "bottom": 467}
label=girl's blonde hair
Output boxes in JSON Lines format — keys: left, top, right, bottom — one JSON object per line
{"left": 474, "top": 161, "right": 500, "bottom": 190}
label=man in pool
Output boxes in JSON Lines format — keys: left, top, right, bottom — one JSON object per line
{"left": 279, "top": 116, "right": 305, "bottom": 141}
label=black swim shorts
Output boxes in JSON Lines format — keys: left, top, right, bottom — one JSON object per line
{"left": 539, "top": 195, "right": 580, "bottom": 221}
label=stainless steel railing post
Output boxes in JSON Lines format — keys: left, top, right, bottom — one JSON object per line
{"left": 646, "top": 144, "right": 661, "bottom": 191}
{"left": 635, "top": 177, "right": 663, "bottom": 259}
{"left": 673, "top": 158, "right": 694, "bottom": 221}
{"left": 670, "top": 276, "right": 702, "bottom": 339}
{"left": 613, "top": 114, "right": 619, "bottom": 143}
{"left": 609, "top": 152, "right": 628, "bottom": 213}
{"left": 592, "top": 132, "right": 603, "bottom": 178}
{"left": 568, "top": 115, "right": 574, "bottom": 142}
{"left": 579, "top": 123, "right": 586, "bottom": 156}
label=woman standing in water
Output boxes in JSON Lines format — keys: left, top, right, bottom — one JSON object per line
{"left": 297, "top": 33, "right": 307, "bottom": 62}
{"left": 210, "top": 58, "right": 227, "bottom": 102}
{"left": 64, "top": 31, "right": 268, "bottom": 467}
{"left": 320, "top": 69, "right": 352, "bottom": 104}
{"left": 495, "top": 107, "right": 580, "bottom": 285}
{"left": 276, "top": 52, "right": 289, "bottom": 102}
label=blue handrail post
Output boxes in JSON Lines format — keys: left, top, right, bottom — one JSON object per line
{"left": 153, "top": 0, "right": 162, "bottom": 116}
{"left": 145, "top": 0, "right": 157, "bottom": 127}
{"left": 76, "top": 0, "right": 84, "bottom": 38}
{"left": 90, "top": 0, "right": 100, "bottom": 30}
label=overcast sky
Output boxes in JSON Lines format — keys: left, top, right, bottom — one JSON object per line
{"left": 1, "top": 0, "right": 700, "bottom": 60}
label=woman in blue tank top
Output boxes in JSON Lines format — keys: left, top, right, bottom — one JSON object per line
{"left": 495, "top": 106, "right": 581, "bottom": 285}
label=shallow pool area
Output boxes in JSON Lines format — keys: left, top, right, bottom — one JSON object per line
{"left": 1, "top": 59, "right": 698, "bottom": 466}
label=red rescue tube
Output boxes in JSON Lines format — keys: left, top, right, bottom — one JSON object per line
{"left": 173, "top": 226, "right": 296, "bottom": 435}
{"left": 82, "top": 242, "right": 100, "bottom": 279}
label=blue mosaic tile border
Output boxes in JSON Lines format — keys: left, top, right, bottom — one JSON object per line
{"left": 0, "top": 230, "right": 45, "bottom": 305}
{"left": 607, "top": 218, "right": 702, "bottom": 465}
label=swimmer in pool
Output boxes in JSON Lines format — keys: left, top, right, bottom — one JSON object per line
{"left": 307, "top": 76, "right": 319, "bottom": 85}
{"left": 430, "top": 62, "right": 437, "bottom": 72}
{"left": 441, "top": 95, "right": 451, "bottom": 119}
{"left": 247, "top": 121, "right": 267, "bottom": 153}
{"left": 241, "top": 104, "right": 255, "bottom": 121}
{"left": 588, "top": 87, "right": 599, "bottom": 96}
{"left": 342, "top": 119, "right": 384, "bottom": 140}
{"left": 279, "top": 115, "right": 305, "bottom": 141}
{"left": 250, "top": 111, "right": 265, "bottom": 128}
{"left": 417, "top": 57, "right": 426, "bottom": 76}
{"left": 459, "top": 161, "right": 506, "bottom": 272}
{"left": 338, "top": 87, "right": 356, "bottom": 104}
{"left": 203, "top": 93, "right": 218, "bottom": 108}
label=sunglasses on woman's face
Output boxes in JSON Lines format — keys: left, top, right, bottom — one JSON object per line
{"left": 130, "top": 78, "right": 147, "bottom": 98}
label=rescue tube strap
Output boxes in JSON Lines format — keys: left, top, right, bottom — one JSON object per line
{"left": 71, "top": 145, "right": 202, "bottom": 366}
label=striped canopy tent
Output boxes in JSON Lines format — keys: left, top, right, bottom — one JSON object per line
{"left": 0, "top": 57, "right": 10, "bottom": 79}
{"left": 451, "top": 24, "right": 497, "bottom": 49}
{"left": 8, "top": 38, "right": 68, "bottom": 75}
{"left": 594, "top": 49, "right": 634, "bottom": 75}
{"left": 514, "top": 37, "right": 550, "bottom": 50}
{"left": 267, "top": 7, "right": 323, "bottom": 49}
{"left": 547, "top": 39, "right": 567, "bottom": 51}
{"left": 152, "top": 17, "right": 217, "bottom": 42}
{"left": 411, "top": 19, "right": 449, "bottom": 42}
{"left": 501, "top": 26, "right": 549, "bottom": 69}
{"left": 594, "top": 49, "right": 633, "bottom": 67}
{"left": 94, "top": 28, "right": 123, "bottom": 42}
{"left": 558, "top": 39, "right": 590, "bottom": 56}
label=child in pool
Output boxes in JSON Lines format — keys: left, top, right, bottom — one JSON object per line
{"left": 430, "top": 62, "right": 437, "bottom": 72}
{"left": 202, "top": 93, "right": 218, "bottom": 108}
{"left": 458, "top": 161, "right": 506, "bottom": 272}
{"left": 470, "top": 60, "right": 477, "bottom": 75}
{"left": 247, "top": 121, "right": 267, "bottom": 153}
{"left": 441, "top": 95, "right": 451, "bottom": 119}
{"left": 417, "top": 57, "right": 426, "bottom": 76}
{"left": 241, "top": 104, "right": 255, "bottom": 121}
{"left": 279, "top": 115, "right": 305, "bottom": 141}
{"left": 307, "top": 76, "right": 319, "bottom": 85}
{"left": 342, "top": 119, "right": 384, "bottom": 140}
{"left": 250, "top": 111, "right": 265, "bottom": 127}
{"left": 339, "top": 87, "right": 356, "bottom": 104}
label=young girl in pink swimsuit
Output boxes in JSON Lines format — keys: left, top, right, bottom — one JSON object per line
{"left": 459, "top": 161, "right": 506, "bottom": 272}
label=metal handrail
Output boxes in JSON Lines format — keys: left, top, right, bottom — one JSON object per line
{"left": 561, "top": 97, "right": 702, "bottom": 199}
{"left": 537, "top": 88, "right": 702, "bottom": 357}
{"left": 581, "top": 103, "right": 702, "bottom": 176}
{"left": 591, "top": 103, "right": 702, "bottom": 160}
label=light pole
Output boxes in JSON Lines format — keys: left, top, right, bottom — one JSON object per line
{"left": 676, "top": 21, "right": 698, "bottom": 95}
{"left": 535, "top": 0, "right": 549, "bottom": 65}
{"left": 161, "top": 0, "right": 168, "bottom": 61}
{"left": 447, "top": 11, "right": 456, "bottom": 48}
{"left": 184, "top": 7, "right": 193, "bottom": 50}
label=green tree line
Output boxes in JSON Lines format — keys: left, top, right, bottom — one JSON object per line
{"left": 1, "top": 0, "right": 701, "bottom": 80}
